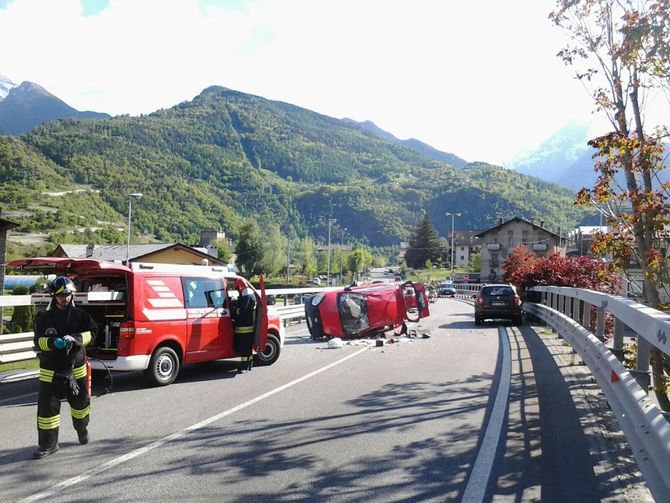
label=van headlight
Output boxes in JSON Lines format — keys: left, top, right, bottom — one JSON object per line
{"left": 311, "top": 294, "right": 324, "bottom": 306}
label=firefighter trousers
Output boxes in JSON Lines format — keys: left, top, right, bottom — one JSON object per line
{"left": 37, "top": 376, "right": 90, "bottom": 450}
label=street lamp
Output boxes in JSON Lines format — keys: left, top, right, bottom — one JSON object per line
{"left": 340, "top": 227, "right": 346, "bottom": 285}
{"left": 446, "top": 212, "right": 461, "bottom": 281}
{"left": 327, "top": 218, "right": 337, "bottom": 286}
{"left": 126, "top": 193, "right": 142, "bottom": 265}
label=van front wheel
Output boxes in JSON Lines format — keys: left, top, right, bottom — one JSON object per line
{"left": 145, "top": 346, "right": 180, "bottom": 386}
{"left": 254, "top": 333, "right": 281, "bottom": 366}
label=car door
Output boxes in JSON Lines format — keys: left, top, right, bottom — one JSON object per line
{"left": 400, "top": 282, "right": 430, "bottom": 321}
{"left": 253, "top": 274, "right": 268, "bottom": 353}
{"left": 183, "top": 276, "right": 230, "bottom": 362}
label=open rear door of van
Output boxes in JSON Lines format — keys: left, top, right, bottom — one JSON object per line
{"left": 254, "top": 274, "right": 268, "bottom": 352}
{"left": 6, "top": 257, "right": 131, "bottom": 275}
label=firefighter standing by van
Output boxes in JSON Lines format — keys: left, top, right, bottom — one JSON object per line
{"left": 32, "top": 276, "right": 97, "bottom": 459}
{"left": 231, "top": 278, "right": 256, "bottom": 373}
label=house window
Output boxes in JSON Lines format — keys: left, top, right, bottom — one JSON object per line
{"left": 522, "top": 230, "right": 529, "bottom": 243}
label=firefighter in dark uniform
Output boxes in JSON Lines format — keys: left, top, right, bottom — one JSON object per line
{"left": 231, "top": 277, "right": 256, "bottom": 373}
{"left": 32, "top": 276, "right": 97, "bottom": 459}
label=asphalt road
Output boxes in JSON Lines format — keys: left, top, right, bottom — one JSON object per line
{"left": 0, "top": 299, "right": 652, "bottom": 502}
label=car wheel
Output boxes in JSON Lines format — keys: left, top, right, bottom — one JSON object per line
{"left": 144, "top": 346, "right": 180, "bottom": 386}
{"left": 254, "top": 333, "right": 281, "bottom": 366}
{"left": 475, "top": 316, "right": 482, "bottom": 326}
{"left": 514, "top": 315, "right": 523, "bottom": 326}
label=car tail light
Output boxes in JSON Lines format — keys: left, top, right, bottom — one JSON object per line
{"left": 476, "top": 294, "right": 484, "bottom": 305}
{"left": 119, "top": 322, "right": 135, "bottom": 339}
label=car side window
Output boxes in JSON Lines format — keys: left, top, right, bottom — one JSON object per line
{"left": 183, "top": 277, "right": 225, "bottom": 309}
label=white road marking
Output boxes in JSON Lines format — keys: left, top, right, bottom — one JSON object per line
{"left": 461, "top": 326, "right": 512, "bottom": 503}
{"left": 20, "top": 346, "right": 369, "bottom": 503}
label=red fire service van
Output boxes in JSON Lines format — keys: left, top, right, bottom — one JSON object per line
{"left": 7, "top": 257, "right": 284, "bottom": 386}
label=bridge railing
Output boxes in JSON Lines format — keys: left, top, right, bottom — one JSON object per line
{"left": 526, "top": 286, "right": 670, "bottom": 501}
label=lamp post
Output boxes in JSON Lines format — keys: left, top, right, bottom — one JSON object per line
{"left": 327, "top": 218, "right": 337, "bottom": 286}
{"left": 446, "top": 212, "right": 461, "bottom": 281}
{"left": 125, "top": 193, "right": 142, "bottom": 265}
{"left": 339, "top": 227, "right": 346, "bottom": 285}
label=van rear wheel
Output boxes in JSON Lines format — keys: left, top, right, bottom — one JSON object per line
{"left": 145, "top": 346, "right": 180, "bottom": 386}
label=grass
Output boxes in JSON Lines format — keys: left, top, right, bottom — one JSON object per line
{"left": 0, "top": 359, "right": 38, "bottom": 373}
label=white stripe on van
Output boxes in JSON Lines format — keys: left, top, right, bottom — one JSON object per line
{"left": 142, "top": 308, "right": 187, "bottom": 321}
{"left": 148, "top": 298, "right": 184, "bottom": 308}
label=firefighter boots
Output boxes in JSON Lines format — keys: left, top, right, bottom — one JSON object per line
{"left": 33, "top": 444, "right": 59, "bottom": 459}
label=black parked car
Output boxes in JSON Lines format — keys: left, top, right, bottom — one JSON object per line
{"left": 474, "top": 284, "right": 522, "bottom": 325}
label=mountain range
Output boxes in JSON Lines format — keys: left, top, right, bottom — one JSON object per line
{"left": 0, "top": 76, "right": 109, "bottom": 135}
{"left": 0, "top": 73, "right": 612, "bottom": 190}
{"left": 0, "top": 78, "right": 588, "bottom": 251}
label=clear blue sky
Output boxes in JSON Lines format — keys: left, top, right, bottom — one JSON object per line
{"left": 1, "top": 0, "right": 600, "bottom": 165}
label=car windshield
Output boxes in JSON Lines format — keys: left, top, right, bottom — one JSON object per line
{"left": 484, "top": 286, "right": 514, "bottom": 296}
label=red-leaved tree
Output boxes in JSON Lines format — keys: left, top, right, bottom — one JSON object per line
{"left": 503, "top": 247, "right": 619, "bottom": 297}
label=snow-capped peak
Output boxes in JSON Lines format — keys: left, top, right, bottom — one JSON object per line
{"left": 0, "top": 74, "right": 17, "bottom": 101}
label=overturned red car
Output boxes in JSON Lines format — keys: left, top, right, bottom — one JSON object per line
{"left": 304, "top": 281, "right": 430, "bottom": 340}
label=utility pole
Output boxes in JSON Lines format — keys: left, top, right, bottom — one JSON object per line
{"left": 286, "top": 238, "right": 290, "bottom": 284}
{"left": 446, "top": 212, "right": 461, "bottom": 281}
{"left": 327, "top": 218, "right": 336, "bottom": 286}
{"left": 125, "top": 193, "right": 142, "bottom": 265}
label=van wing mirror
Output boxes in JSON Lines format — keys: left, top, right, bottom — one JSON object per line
{"left": 266, "top": 294, "right": 276, "bottom": 306}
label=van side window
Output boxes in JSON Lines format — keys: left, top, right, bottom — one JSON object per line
{"left": 183, "top": 277, "right": 225, "bottom": 309}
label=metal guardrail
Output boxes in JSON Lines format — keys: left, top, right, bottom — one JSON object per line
{"left": 527, "top": 286, "right": 670, "bottom": 501}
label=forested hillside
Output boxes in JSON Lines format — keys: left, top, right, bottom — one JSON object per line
{"left": 0, "top": 86, "right": 586, "bottom": 251}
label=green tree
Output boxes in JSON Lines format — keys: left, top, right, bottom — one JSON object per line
{"left": 261, "top": 224, "right": 286, "bottom": 275}
{"left": 552, "top": 0, "right": 670, "bottom": 409}
{"left": 404, "top": 215, "right": 442, "bottom": 269}
{"left": 298, "top": 237, "right": 318, "bottom": 278}
{"left": 235, "top": 219, "right": 264, "bottom": 275}
{"left": 347, "top": 247, "right": 372, "bottom": 278}
{"left": 10, "top": 285, "right": 36, "bottom": 333}
{"left": 468, "top": 253, "right": 481, "bottom": 273}
{"left": 214, "top": 239, "right": 233, "bottom": 264}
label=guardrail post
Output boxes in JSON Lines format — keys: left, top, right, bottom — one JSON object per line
{"left": 572, "top": 297, "right": 580, "bottom": 323}
{"left": 631, "top": 336, "right": 651, "bottom": 393}
{"left": 581, "top": 302, "right": 591, "bottom": 330}
{"left": 611, "top": 318, "right": 625, "bottom": 362}
{"left": 596, "top": 304, "right": 606, "bottom": 342}
{"left": 565, "top": 294, "right": 572, "bottom": 319}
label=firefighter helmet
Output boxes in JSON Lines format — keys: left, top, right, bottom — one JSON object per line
{"left": 50, "top": 276, "right": 76, "bottom": 296}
